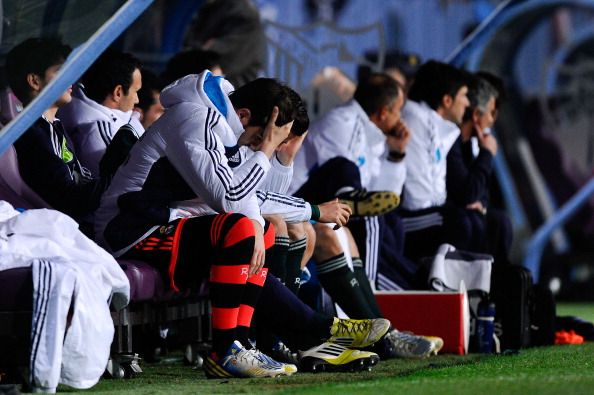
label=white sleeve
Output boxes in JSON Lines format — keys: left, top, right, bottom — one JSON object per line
{"left": 164, "top": 109, "right": 271, "bottom": 215}
{"left": 259, "top": 154, "right": 294, "bottom": 194}
{"left": 129, "top": 113, "right": 146, "bottom": 137}
{"left": 256, "top": 190, "right": 312, "bottom": 224}
{"left": 238, "top": 194, "right": 265, "bottom": 228}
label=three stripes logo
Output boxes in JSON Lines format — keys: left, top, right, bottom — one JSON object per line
{"left": 315, "top": 343, "right": 347, "bottom": 357}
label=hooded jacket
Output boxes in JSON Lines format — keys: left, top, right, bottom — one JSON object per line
{"left": 94, "top": 71, "right": 269, "bottom": 256}
{"left": 57, "top": 84, "right": 144, "bottom": 176}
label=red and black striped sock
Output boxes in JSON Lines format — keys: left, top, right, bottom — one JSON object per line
{"left": 235, "top": 221, "right": 275, "bottom": 347}
{"left": 209, "top": 213, "right": 255, "bottom": 356}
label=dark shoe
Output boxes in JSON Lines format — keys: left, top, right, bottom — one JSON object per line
{"left": 379, "top": 329, "right": 436, "bottom": 359}
{"left": 337, "top": 189, "right": 399, "bottom": 217}
{"left": 271, "top": 341, "right": 300, "bottom": 365}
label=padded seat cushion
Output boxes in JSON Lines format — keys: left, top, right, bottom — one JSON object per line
{"left": 117, "top": 259, "right": 165, "bottom": 302}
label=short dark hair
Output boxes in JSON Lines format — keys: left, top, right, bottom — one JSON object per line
{"left": 82, "top": 49, "right": 142, "bottom": 104}
{"left": 136, "top": 69, "right": 164, "bottom": 113}
{"left": 288, "top": 88, "right": 308, "bottom": 136}
{"left": 408, "top": 60, "right": 469, "bottom": 110}
{"left": 354, "top": 73, "right": 401, "bottom": 116}
{"left": 5, "top": 37, "right": 71, "bottom": 103}
{"left": 229, "top": 78, "right": 295, "bottom": 128}
{"left": 161, "top": 49, "right": 221, "bottom": 86}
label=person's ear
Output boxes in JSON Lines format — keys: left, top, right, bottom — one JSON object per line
{"left": 472, "top": 108, "right": 482, "bottom": 124}
{"left": 236, "top": 108, "right": 251, "bottom": 126}
{"left": 112, "top": 84, "right": 124, "bottom": 103}
{"left": 442, "top": 94, "right": 453, "bottom": 109}
{"left": 379, "top": 105, "right": 389, "bottom": 121}
{"left": 369, "top": 106, "right": 387, "bottom": 125}
{"left": 26, "top": 73, "right": 43, "bottom": 92}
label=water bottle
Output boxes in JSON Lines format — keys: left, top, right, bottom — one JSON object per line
{"left": 476, "top": 299, "right": 496, "bottom": 353}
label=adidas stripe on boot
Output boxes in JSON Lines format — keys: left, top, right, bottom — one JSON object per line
{"left": 204, "top": 341, "right": 297, "bottom": 378}
{"left": 299, "top": 342, "right": 380, "bottom": 373}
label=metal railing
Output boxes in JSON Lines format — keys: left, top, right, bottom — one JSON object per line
{"left": 0, "top": 0, "right": 154, "bottom": 156}
{"left": 523, "top": 177, "right": 594, "bottom": 282}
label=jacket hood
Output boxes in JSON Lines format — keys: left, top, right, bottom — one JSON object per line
{"left": 58, "top": 84, "right": 133, "bottom": 129}
{"left": 160, "top": 71, "right": 243, "bottom": 144}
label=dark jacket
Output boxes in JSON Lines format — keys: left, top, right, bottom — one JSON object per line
{"left": 446, "top": 135, "right": 494, "bottom": 207}
{"left": 14, "top": 117, "right": 106, "bottom": 219}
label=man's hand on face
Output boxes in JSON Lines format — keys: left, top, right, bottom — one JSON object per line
{"left": 475, "top": 128, "right": 498, "bottom": 156}
{"left": 259, "top": 106, "right": 294, "bottom": 158}
{"left": 386, "top": 119, "right": 411, "bottom": 153}
{"left": 275, "top": 131, "right": 308, "bottom": 166}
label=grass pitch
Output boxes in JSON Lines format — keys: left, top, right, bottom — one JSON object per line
{"left": 68, "top": 303, "right": 594, "bottom": 394}
{"left": 81, "top": 344, "right": 594, "bottom": 395}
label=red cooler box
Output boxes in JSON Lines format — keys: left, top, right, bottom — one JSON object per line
{"left": 375, "top": 290, "right": 469, "bottom": 355}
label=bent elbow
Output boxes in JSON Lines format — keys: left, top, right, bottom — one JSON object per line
{"left": 221, "top": 196, "right": 245, "bottom": 213}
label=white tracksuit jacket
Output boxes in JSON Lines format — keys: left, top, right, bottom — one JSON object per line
{"left": 57, "top": 84, "right": 144, "bottom": 176}
{"left": 0, "top": 201, "right": 129, "bottom": 393}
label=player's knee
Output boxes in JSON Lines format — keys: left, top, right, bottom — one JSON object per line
{"left": 287, "top": 221, "right": 305, "bottom": 240}
{"left": 221, "top": 213, "right": 255, "bottom": 248}
{"left": 264, "top": 214, "right": 287, "bottom": 234}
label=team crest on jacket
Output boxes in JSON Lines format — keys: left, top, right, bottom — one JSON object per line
{"left": 159, "top": 225, "right": 175, "bottom": 235}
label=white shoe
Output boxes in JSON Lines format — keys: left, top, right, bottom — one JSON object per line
{"left": 252, "top": 348, "right": 298, "bottom": 376}
{"left": 204, "top": 340, "right": 297, "bottom": 378}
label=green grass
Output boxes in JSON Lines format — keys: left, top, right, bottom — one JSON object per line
{"left": 79, "top": 344, "right": 594, "bottom": 395}
{"left": 62, "top": 302, "right": 594, "bottom": 394}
